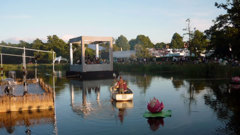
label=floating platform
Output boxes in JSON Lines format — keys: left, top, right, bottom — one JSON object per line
{"left": 0, "top": 78, "right": 54, "bottom": 113}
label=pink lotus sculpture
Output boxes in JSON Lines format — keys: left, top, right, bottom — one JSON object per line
{"left": 147, "top": 97, "right": 164, "bottom": 113}
{"left": 232, "top": 76, "right": 240, "bottom": 83}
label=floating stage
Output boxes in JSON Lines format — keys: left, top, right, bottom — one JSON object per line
{"left": 0, "top": 78, "right": 54, "bottom": 113}
{"left": 66, "top": 36, "right": 116, "bottom": 79}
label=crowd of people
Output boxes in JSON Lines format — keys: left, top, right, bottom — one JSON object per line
{"left": 115, "top": 56, "right": 240, "bottom": 67}
{"left": 76, "top": 56, "right": 110, "bottom": 65}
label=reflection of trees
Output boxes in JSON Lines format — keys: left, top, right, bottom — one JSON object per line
{"left": 175, "top": 78, "right": 240, "bottom": 134}
{"left": 171, "top": 78, "right": 184, "bottom": 89}
{"left": 135, "top": 74, "right": 153, "bottom": 93}
{"left": 40, "top": 75, "right": 69, "bottom": 95}
{"left": 204, "top": 82, "right": 240, "bottom": 135}
{"left": 121, "top": 73, "right": 153, "bottom": 93}
{"left": 181, "top": 80, "right": 207, "bottom": 114}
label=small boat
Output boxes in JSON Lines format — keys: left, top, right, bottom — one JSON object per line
{"left": 110, "top": 87, "right": 133, "bottom": 101}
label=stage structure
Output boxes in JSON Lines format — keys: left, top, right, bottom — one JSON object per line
{"left": 67, "top": 36, "right": 115, "bottom": 79}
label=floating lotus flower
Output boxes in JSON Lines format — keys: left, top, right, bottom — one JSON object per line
{"left": 147, "top": 97, "right": 164, "bottom": 113}
{"left": 232, "top": 76, "right": 240, "bottom": 83}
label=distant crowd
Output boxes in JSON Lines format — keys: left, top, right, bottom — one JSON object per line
{"left": 76, "top": 55, "right": 110, "bottom": 64}
{"left": 115, "top": 56, "right": 240, "bottom": 67}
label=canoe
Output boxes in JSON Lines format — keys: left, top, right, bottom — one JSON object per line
{"left": 110, "top": 87, "right": 133, "bottom": 101}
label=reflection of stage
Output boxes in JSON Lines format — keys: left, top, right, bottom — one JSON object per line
{"left": 0, "top": 109, "right": 55, "bottom": 134}
{"left": 70, "top": 79, "right": 113, "bottom": 118}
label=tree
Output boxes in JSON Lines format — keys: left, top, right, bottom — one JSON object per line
{"left": 136, "top": 35, "right": 154, "bottom": 48}
{"left": 191, "top": 30, "right": 208, "bottom": 57}
{"left": 205, "top": 0, "right": 240, "bottom": 58}
{"left": 155, "top": 42, "right": 166, "bottom": 49}
{"left": 46, "top": 35, "right": 68, "bottom": 58}
{"left": 113, "top": 44, "right": 120, "bottom": 51}
{"left": 170, "top": 33, "right": 184, "bottom": 49}
{"left": 115, "top": 35, "right": 130, "bottom": 51}
{"left": 129, "top": 39, "right": 137, "bottom": 50}
{"left": 129, "top": 35, "right": 154, "bottom": 50}
{"left": 135, "top": 44, "right": 152, "bottom": 58}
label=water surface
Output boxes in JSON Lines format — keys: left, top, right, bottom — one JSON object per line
{"left": 1, "top": 72, "right": 240, "bottom": 135}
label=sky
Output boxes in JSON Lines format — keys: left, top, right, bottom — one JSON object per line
{"left": 0, "top": 0, "right": 226, "bottom": 44}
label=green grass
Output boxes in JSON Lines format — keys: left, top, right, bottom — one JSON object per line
{"left": 1, "top": 63, "right": 69, "bottom": 72}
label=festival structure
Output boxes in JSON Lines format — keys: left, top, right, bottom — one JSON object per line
{"left": 67, "top": 36, "right": 115, "bottom": 79}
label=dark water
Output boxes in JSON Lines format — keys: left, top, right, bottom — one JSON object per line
{"left": 1, "top": 72, "right": 240, "bottom": 135}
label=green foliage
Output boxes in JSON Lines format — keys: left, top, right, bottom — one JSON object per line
{"left": 0, "top": 41, "right": 27, "bottom": 64}
{"left": 129, "top": 39, "right": 137, "bottom": 50}
{"left": 170, "top": 33, "right": 184, "bottom": 49}
{"left": 155, "top": 42, "right": 166, "bottom": 49}
{"left": 113, "top": 44, "right": 120, "bottom": 51}
{"left": 191, "top": 30, "right": 208, "bottom": 56}
{"left": 129, "top": 35, "right": 154, "bottom": 50}
{"left": 46, "top": 35, "right": 68, "bottom": 58}
{"left": 115, "top": 35, "right": 130, "bottom": 50}
{"left": 136, "top": 35, "right": 154, "bottom": 48}
{"left": 85, "top": 48, "right": 95, "bottom": 56}
{"left": 206, "top": 0, "right": 240, "bottom": 58}
{"left": 135, "top": 44, "right": 152, "bottom": 58}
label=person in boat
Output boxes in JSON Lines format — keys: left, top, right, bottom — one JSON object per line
{"left": 123, "top": 81, "right": 128, "bottom": 93}
{"left": 115, "top": 76, "right": 124, "bottom": 94}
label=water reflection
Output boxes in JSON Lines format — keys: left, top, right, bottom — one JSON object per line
{"left": 147, "top": 118, "right": 164, "bottom": 131}
{"left": 121, "top": 74, "right": 153, "bottom": 93}
{"left": 0, "top": 110, "right": 54, "bottom": 134}
{"left": 111, "top": 101, "right": 134, "bottom": 123}
{"left": 2, "top": 69, "right": 240, "bottom": 134}
{"left": 170, "top": 76, "right": 240, "bottom": 134}
{"left": 69, "top": 79, "right": 113, "bottom": 118}
{"left": 204, "top": 81, "right": 240, "bottom": 134}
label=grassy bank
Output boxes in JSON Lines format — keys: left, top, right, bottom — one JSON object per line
{"left": 1, "top": 64, "right": 69, "bottom": 72}
{"left": 114, "top": 63, "right": 240, "bottom": 78}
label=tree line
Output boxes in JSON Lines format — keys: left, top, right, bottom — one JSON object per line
{"left": 0, "top": 35, "right": 69, "bottom": 64}
{"left": 0, "top": 0, "right": 238, "bottom": 64}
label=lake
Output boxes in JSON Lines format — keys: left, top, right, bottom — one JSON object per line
{"left": 0, "top": 72, "right": 240, "bottom": 135}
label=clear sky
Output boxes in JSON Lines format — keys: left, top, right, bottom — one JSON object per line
{"left": 0, "top": 0, "right": 225, "bottom": 44}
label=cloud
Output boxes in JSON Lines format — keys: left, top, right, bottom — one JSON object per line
{"left": 60, "top": 34, "right": 75, "bottom": 42}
